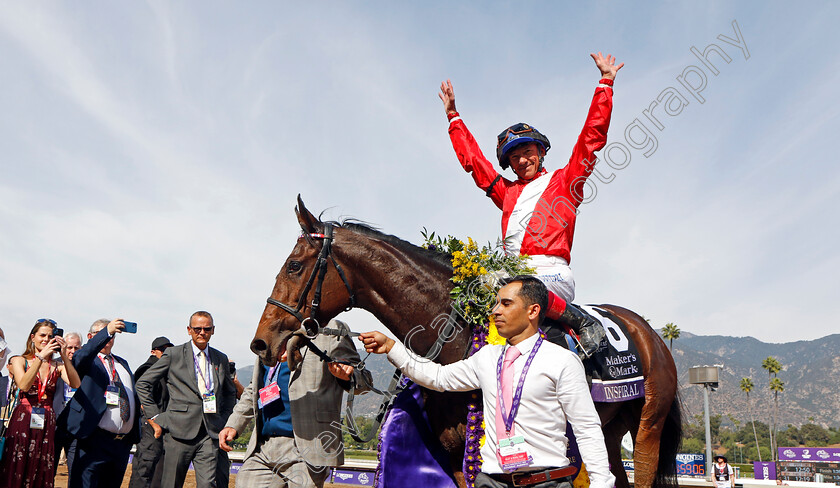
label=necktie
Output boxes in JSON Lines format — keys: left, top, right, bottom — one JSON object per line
{"left": 107, "top": 355, "right": 130, "bottom": 422}
{"left": 495, "top": 346, "right": 522, "bottom": 446}
{"left": 198, "top": 351, "right": 210, "bottom": 393}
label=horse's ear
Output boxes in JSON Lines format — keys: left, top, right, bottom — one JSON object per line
{"left": 295, "top": 194, "right": 319, "bottom": 233}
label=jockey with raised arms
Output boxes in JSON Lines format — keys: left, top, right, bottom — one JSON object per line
{"left": 439, "top": 52, "right": 623, "bottom": 357}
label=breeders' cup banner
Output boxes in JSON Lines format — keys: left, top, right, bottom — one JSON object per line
{"left": 583, "top": 306, "right": 645, "bottom": 403}
{"left": 754, "top": 462, "right": 777, "bottom": 480}
{"left": 331, "top": 468, "right": 375, "bottom": 486}
{"left": 778, "top": 447, "right": 840, "bottom": 461}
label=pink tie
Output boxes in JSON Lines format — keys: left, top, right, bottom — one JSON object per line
{"left": 495, "top": 346, "right": 522, "bottom": 443}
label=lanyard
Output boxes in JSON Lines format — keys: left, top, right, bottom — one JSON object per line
{"left": 266, "top": 364, "right": 281, "bottom": 386}
{"left": 99, "top": 355, "right": 120, "bottom": 386}
{"left": 32, "top": 361, "right": 54, "bottom": 403}
{"left": 193, "top": 351, "right": 212, "bottom": 392}
{"left": 496, "top": 332, "right": 544, "bottom": 435}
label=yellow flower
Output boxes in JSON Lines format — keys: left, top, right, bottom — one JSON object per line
{"left": 487, "top": 317, "right": 505, "bottom": 345}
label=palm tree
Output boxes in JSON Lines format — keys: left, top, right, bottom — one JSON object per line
{"left": 740, "top": 377, "right": 761, "bottom": 461}
{"left": 761, "top": 356, "right": 782, "bottom": 457}
{"left": 762, "top": 357, "right": 782, "bottom": 458}
{"left": 762, "top": 357, "right": 782, "bottom": 378}
{"left": 662, "top": 323, "right": 681, "bottom": 351}
{"left": 770, "top": 377, "right": 785, "bottom": 461}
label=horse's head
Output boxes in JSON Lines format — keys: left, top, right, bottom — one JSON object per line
{"left": 250, "top": 196, "right": 357, "bottom": 369}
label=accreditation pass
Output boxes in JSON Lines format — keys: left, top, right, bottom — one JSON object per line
{"left": 498, "top": 435, "right": 533, "bottom": 471}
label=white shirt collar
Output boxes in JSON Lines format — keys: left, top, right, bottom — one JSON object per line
{"left": 191, "top": 341, "right": 209, "bottom": 357}
{"left": 508, "top": 331, "right": 540, "bottom": 356}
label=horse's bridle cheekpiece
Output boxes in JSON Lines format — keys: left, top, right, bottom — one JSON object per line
{"left": 263, "top": 221, "right": 471, "bottom": 444}
{"left": 264, "top": 223, "right": 398, "bottom": 443}
{"left": 265, "top": 224, "right": 356, "bottom": 338}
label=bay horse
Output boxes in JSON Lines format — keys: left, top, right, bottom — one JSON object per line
{"left": 250, "top": 196, "right": 681, "bottom": 488}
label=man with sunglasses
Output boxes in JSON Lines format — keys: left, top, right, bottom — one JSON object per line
{"left": 438, "top": 52, "right": 623, "bottom": 358}
{"left": 136, "top": 311, "right": 237, "bottom": 488}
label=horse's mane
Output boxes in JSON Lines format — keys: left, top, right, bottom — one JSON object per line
{"left": 326, "top": 218, "right": 453, "bottom": 268}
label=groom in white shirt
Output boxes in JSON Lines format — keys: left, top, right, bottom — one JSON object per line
{"left": 360, "top": 276, "right": 615, "bottom": 488}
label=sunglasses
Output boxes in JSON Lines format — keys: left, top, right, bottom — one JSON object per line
{"left": 37, "top": 318, "right": 57, "bottom": 326}
{"left": 190, "top": 326, "right": 214, "bottom": 333}
{"left": 497, "top": 123, "right": 536, "bottom": 145}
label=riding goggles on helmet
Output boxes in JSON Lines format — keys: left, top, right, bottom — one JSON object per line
{"left": 496, "top": 123, "right": 551, "bottom": 170}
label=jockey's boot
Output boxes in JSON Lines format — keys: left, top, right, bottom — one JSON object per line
{"left": 558, "top": 304, "right": 605, "bottom": 358}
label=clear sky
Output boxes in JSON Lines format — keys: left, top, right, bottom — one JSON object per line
{"left": 1, "top": 2, "right": 838, "bottom": 369}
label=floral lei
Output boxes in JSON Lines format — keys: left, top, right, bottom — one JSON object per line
{"left": 421, "top": 230, "right": 534, "bottom": 487}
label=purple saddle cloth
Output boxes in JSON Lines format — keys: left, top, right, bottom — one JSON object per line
{"left": 375, "top": 382, "right": 457, "bottom": 488}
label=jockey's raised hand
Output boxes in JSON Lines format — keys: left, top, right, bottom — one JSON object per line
{"left": 358, "top": 331, "right": 395, "bottom": 355}
{"left": 591, "top": 52, "right": 624, "bottom": 80}
{"left": 438, "top": 79, "right": 457, "bottom": 116}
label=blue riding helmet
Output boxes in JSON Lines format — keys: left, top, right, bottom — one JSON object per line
{"left": 496, "top": 123, "right": 551, "bottom": 170}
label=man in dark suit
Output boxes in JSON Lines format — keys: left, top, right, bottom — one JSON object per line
{"left": 128, "top": 336, "right": 173, "bottom": 488}
{"left": 64, "top": 318, "right": 141, "bottom": 488}
{"left": 136, "top": 311, "right": 236, "bottom": 488}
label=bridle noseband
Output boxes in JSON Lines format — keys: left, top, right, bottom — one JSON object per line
{"left": 266, "top": 224, "right": 356, "bottom": 338}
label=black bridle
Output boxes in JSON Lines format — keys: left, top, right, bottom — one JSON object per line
{"left": 263, "top": 222, "right": 464, "bottom": 443}
{"left": 265, "top": 224, "right": 356, "bottom": 338}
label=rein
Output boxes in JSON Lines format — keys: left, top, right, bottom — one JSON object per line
{"left": 265, "top": 224, "right": 465, "bottom": 444}
{"left": 343, "top": 307, "right": 463, "bottom": 443}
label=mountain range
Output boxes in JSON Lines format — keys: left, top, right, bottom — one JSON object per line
{"left": 666, "top": 331, "right": 840, "bottom": 428}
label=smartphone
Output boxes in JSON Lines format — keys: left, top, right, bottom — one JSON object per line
{"left": 51, "top": 328, "right": 65, "bottom": 361}
{"left": 122, "top": 321, "right": 138, "bottom": 334}
{"left": 228, "top": 362, "right": 236, "bottom": 376}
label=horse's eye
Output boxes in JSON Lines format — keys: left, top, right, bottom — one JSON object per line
{"left": 287, "top": 261, "right": 303, "bottom": 273}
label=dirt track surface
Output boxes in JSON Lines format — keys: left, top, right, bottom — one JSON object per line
{"left": 53, "top": 464, "right": 358, "bottom": 488}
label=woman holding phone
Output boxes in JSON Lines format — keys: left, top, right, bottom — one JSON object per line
{"left": 1, "top": 319, "right": 81, "bottom": 488}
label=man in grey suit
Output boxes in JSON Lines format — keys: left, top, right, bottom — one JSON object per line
{"left": 136, "top": 311, "right": 237, "bottom": 488}
{"left": 219, "top": 319, "right": 372, "bottom": 488}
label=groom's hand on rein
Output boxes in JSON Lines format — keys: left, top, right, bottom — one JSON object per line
{"left": 328, "top": 362, "right": 353, "bottom": 381}
{"left": 359, "top": 332, "right": 394, "bottom": 354}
